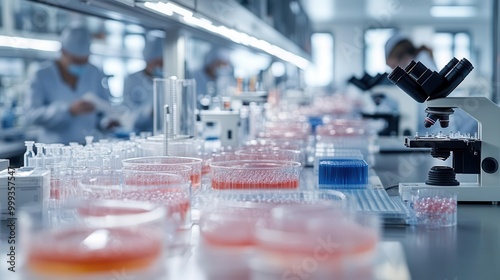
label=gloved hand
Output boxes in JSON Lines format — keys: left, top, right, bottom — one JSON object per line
{"left": 69, "top": 99, "right": 95, "bottom": 116}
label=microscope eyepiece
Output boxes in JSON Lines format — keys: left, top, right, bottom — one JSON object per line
{"left": 388, "top": 66, "right": 428, "bottom": 103}
{"left": 387, "top": 57, "right": 474, "bottom": 101}
{"left": 438, "top": 57, "right": 459, "bottom": 77}
{"left": 388, "top": 57, "right": 474, "bottom": 130}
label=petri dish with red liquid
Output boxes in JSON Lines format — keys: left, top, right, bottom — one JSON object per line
{"left": 20, "top": 200, "right": 168, "bottom": 279}
{"left": 209, "top": 160, "right": 301, "bottom": 190}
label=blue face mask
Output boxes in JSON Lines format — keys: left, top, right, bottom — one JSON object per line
{"left": 153, "top": 66, "right": 163, "bottom": 78}
{"left": 68, "top": 64, "right": 88, "bottom": 77}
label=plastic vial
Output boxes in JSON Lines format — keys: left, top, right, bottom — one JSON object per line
{"left": 44, "top": 144, "right": 54, "bottom": 166}
{"left": 34, "top": 143, "right": 45, "bottom": 170}
{"left": 85, "top": 136, "right": 94, "bottom": 147}
{"left": 24, "top": 141, "right": 36, "bottom": 167}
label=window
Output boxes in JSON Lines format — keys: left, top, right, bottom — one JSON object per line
{"left": 364, "top": 28, "right": 395, "bottom": 76}
{"left": 433, "top": 32, "right": 471, "bottom": 70}
{"left": 305, "top": 32, "right": 334, "bottom": 87}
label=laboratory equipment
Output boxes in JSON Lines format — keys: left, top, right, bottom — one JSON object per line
{"left": 123, "top": 171, "right": 192, "bottom": 228}
{"left": 389, "top": 57, "right": 500, "bottom": 201}
{"left": 122, "top": 156, "right": 202, "bottom": 189}
{"left": 0, "top": 159, "right": 8, "bottom": 171}
{"left": 314, "top": 147, "right": 364, "bottom": 174}
{"left": 252, "top": 206, "right": 380, "bottom": 280}
{"left": 20, "top": 200, "right": 167, "bottom": 279}
{"left": 209, "top": 160, "right": 301, "bottom": 190}
{"left": 198, "top": 190, "right": 347, "bottom": 279}
{"left": 348, "top": 72, "right": 390, "bottom": 91}
{"left": 0, "top": 168, "right": 50, "bottom": 220}
{"left": 411, "top": 189, "right": 457, "bottom": 228}
{"left": 199, "top": 110, "right": 241, "bottom": 147}
{"left": 45, "top": 163, "right": 68, "bottom": 200}
{"left": 34, "top": 143, "right": 45, "bottom": 169}
{"left": 318, "top": 159, "right": 369, "bottom": 189}
{"left": 23, "top": 141, "right": 35, "bottom": 168}
{"left": 153, "top": 77, "right": 197, "bottom": 138}
{"left": 235, "top": 147, "right": 303, "bottom": 164}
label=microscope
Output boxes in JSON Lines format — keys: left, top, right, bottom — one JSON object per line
{"left": 388, "top": 57, "right": 500, "bottom": 202}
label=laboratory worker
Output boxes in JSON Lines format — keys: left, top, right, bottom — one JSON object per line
{"left": 191, "top": 47, "right": 232, "bottom": 109}
{"left": 26, "top": 23, "right": 118, "bottom": 144}
{"left": 123, "top": 32, "right": 164, "bottom": 133}
{"left": 385, "top": 33, "right": 477, "bottom": 135}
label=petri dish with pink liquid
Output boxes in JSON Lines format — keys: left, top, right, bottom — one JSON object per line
{"left": 251, "top": 205, "right": 380, "bottom": 280}
{"left": 20, "top": 200, "right": 168, "bottom": 279}
{"left": 197, "top": 190, "right": 348, "bottom": 280}
{"left": 209, "top": 160, "right": 301, "bottom": 190}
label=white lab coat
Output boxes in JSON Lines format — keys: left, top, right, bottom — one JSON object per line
{"left": 26, "top": 61, "right": 112, "bottom": 144}
{"left": 122, "top": 70, "right": 154, "bottom": 133}
{"left": 191, "top": 68, "right": 215, "bottom": 108}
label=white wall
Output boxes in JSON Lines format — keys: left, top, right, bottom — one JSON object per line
{"left": 316, "top": 19, "right": 492, "bottom": 87}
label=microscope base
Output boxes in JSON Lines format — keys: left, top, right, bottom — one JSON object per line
{"left": 399, "top": 182, "right": 500, "bottom": 203}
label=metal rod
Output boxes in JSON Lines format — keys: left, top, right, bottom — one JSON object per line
{"left": 164, "top": 104, "right": 170, "bottom": 156}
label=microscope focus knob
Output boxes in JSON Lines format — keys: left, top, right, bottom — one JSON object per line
{"left": 482, "top": 157, "right": 498, "bottom": 174}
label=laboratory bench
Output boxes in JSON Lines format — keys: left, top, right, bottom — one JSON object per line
{"left": 1, "top": 152, "right": 500, "bottom": 279}
{"left": 374, "top": 152, "right": 500, "bottom": 280}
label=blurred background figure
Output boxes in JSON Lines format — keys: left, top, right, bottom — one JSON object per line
{"left": 385, "top": 33, "right": 437, "bottom": 71}
{"left": 25, "top": 22, "right": 118, "bottom": 144}
{"left": 191, "top": 47, "right": 233, "bottom": 109}
{"left": 385, "top": 33, "right": 477, "bottom": 135}
{"left": 122, "top": 31, "right": 164, "bottom": 133}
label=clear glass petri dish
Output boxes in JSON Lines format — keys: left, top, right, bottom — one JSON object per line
{"left": 122, "top": 171, "right": 192, "bottom": 230}
{"left": 79, "top": 171, "right": 192, "bottom": 230}
{"left": 122, "top": 156, "right": 201, "bottom": 189}
{"left": 209, "top": 160, "right": 301, "bottom": 190}
{"left": 198, "top": 190, "right": 348, "bottom": 247}
{"left": 235, "top": 148, "right": 303, "bottom": 165}
{"left": 197, "top": 190, "right": 348, "bottom": 280}
{"left": 20, "top": 200, "right": 167, "bottom": 279}
{"left": 251, "top": 206, "right": 380, "bottom": 280}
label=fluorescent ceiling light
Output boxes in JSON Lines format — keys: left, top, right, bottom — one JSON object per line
{"left": 144, "top": 2, "right": 192, "bottom": 17}
{"left": 144, "top": 2, "right": 173, "bottom": 16}
{"left": 143, "top": 2, "right": 309, "bottom": 69}
{"left": 0, "top": 35, "right": 60, "bottom": 52}
{"left": 430, "top": 6, "right": 477, "bottom": 17}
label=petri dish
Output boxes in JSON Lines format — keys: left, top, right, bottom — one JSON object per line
{"left": 20, "top": 200, "right": 167, "bottom": 278}
{"left": 209, "top": 160, "right": 301, "bottom": 190}
{"left": 122, "top": 156, "right": 201, "bottom": 189}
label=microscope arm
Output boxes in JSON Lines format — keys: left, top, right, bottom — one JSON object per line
{"left": 427, "top": 97, "right": 500, "bottom": 186}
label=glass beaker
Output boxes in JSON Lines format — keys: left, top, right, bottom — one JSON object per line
{"left": 153, "top": 77, "right": 196, "bottom": 138}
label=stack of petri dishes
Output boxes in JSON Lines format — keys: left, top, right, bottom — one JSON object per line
{"left": 20, "top": 200, "right": 168, "bottom": 279}
{"left": 197, "top": 190, "right": 352, "bottom": 280}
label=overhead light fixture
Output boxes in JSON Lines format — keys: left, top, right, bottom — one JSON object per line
{"left": 430, "top": 6, "right": 477, "bottom": 17}
{"left": 142, "top": 1, "right": 309, "bottom": 69}
{"left": 0, "top": 35, "right": 61, "bottom": 52}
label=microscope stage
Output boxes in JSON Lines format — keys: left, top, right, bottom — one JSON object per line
{"left": 399, "top": 182, "right": 500, "bottom": 203}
